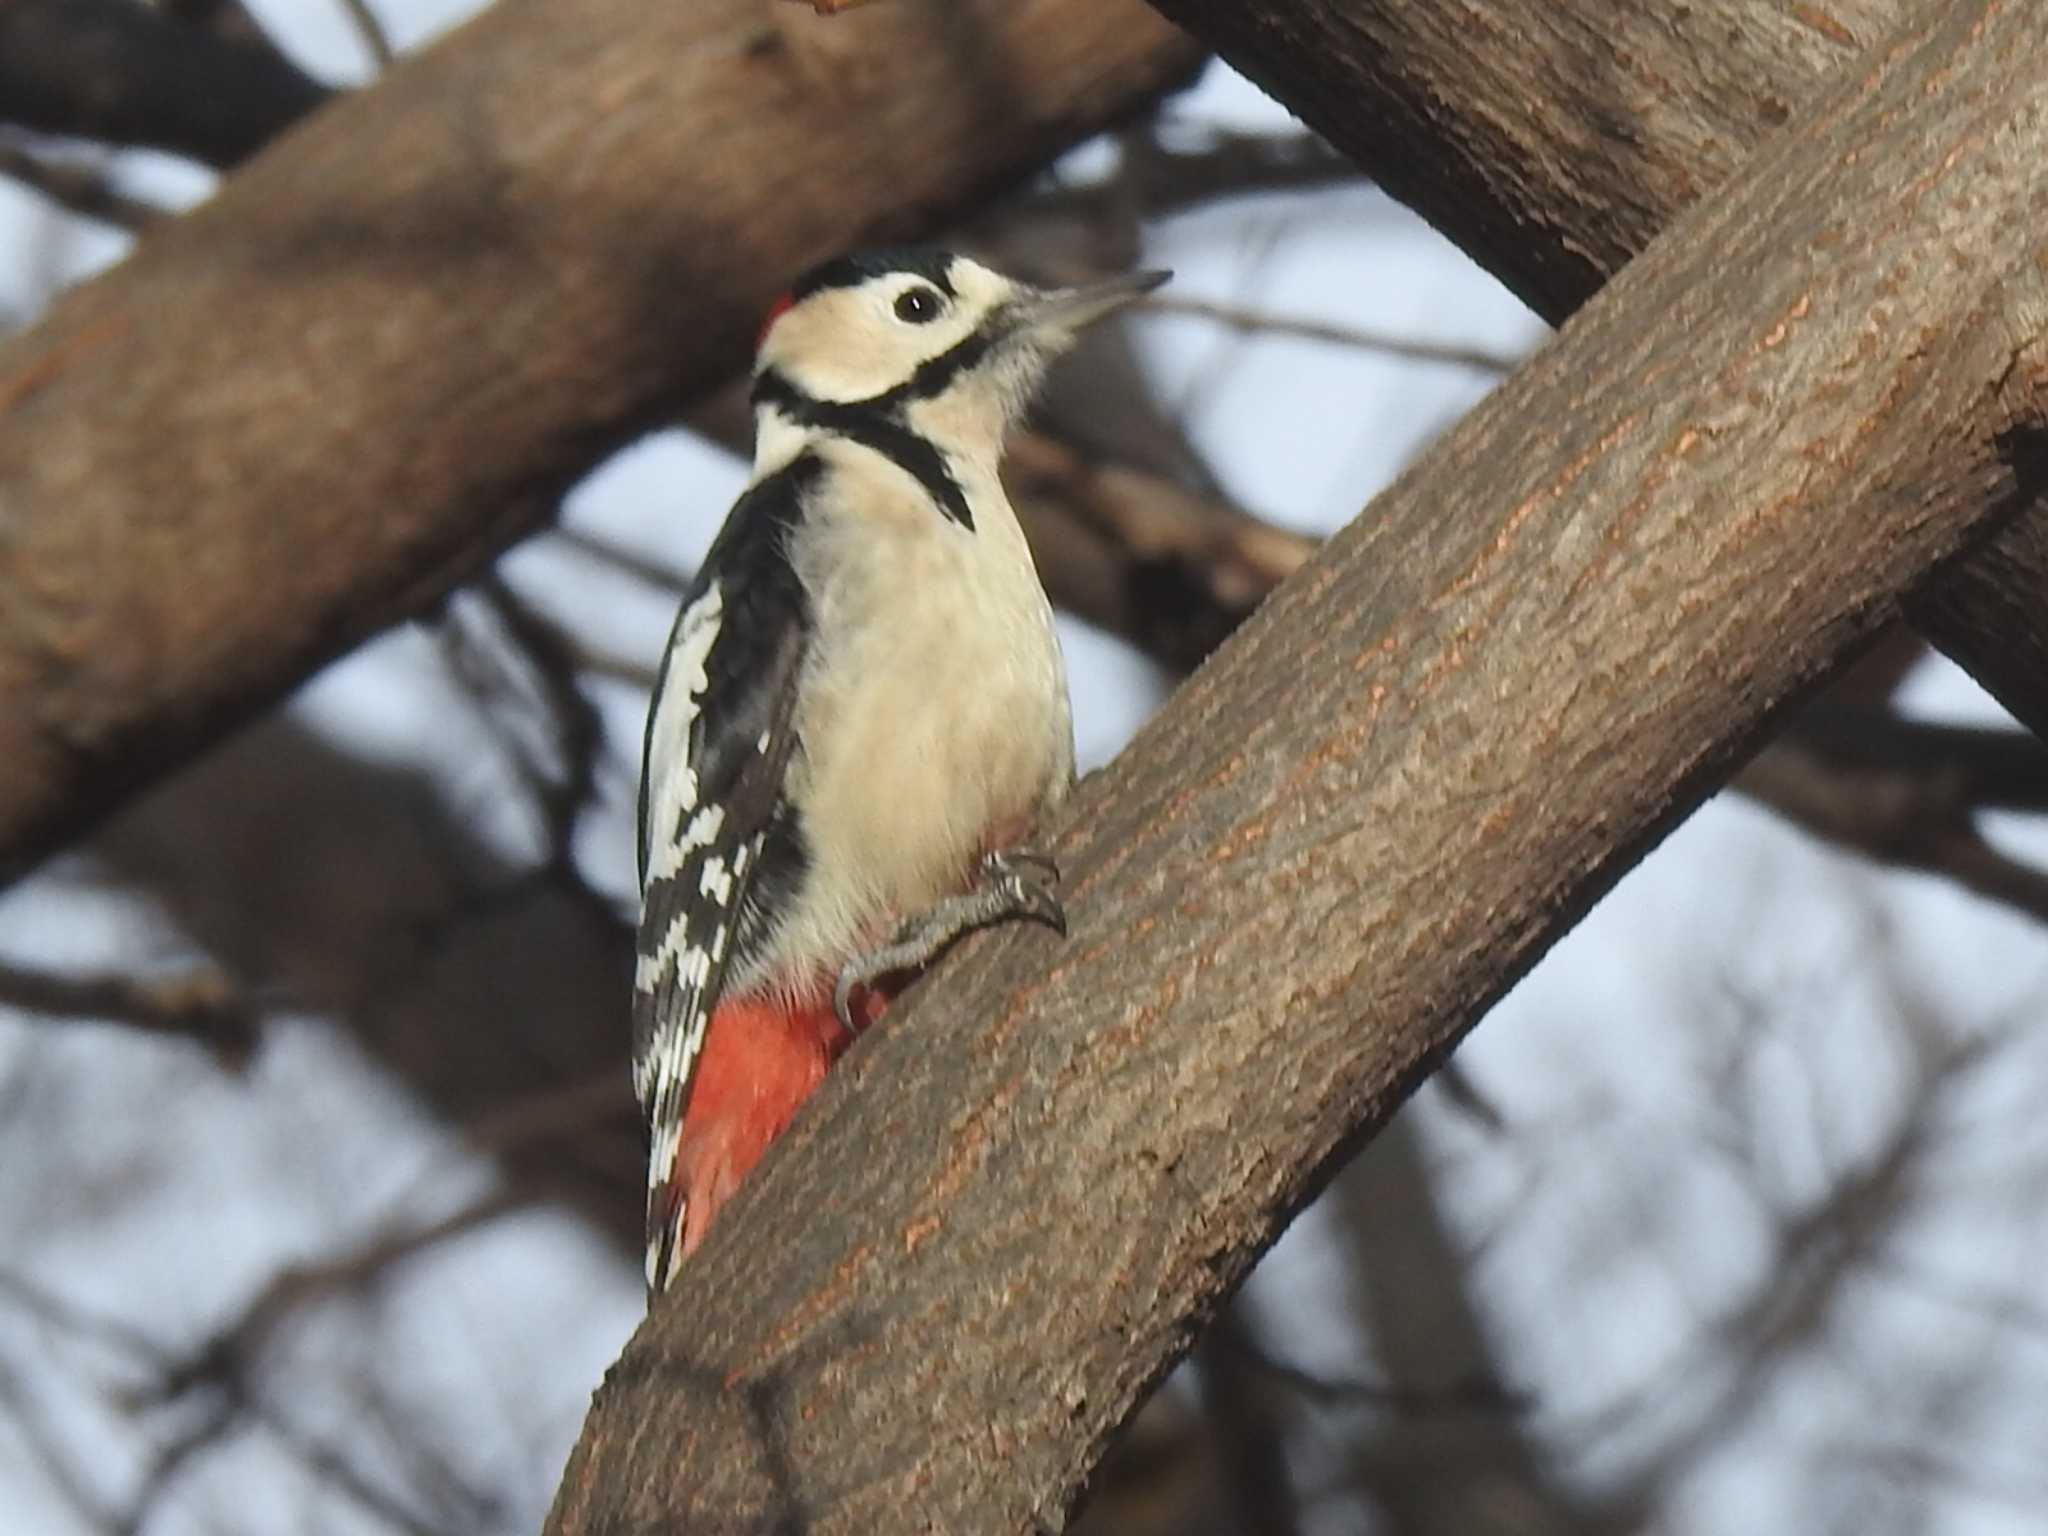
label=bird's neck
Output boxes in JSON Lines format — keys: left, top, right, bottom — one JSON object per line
{"left": 750, "top": 402, "right": 816, "bottom": 481}
{"left": 749, "top": 397, "right": 1006, "bottom": 485}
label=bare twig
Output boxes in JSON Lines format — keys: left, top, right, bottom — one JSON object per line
{"left": 1147, "top": 292, "right": 1527, "bottom": 373}
{"left": 1224, "top": 1341, "right": 1529, "bottom": 1418}
{"left": 333, "top": 0, "right": 396, "bottom": 68}
{"left": 0, "top": 144, "right": 164, "bottom": 232}
{"left": 548, "top": 526, "right": 694, "bottom": 595}
{"left": 142, "top": 1193, "right": 527, "bottom": 1413}
{"left": 0, "top": 1357, "right": 123, "bottom": 1533}
{"left": 474, "top": 574, "right": 608, "bottom": 864}
{"left": 0, "top": 1268, "right": 465, "bottom": 1536}
{"left": 434, "top": 576, "right": 612, "bottom": 875}
{"left": 1736, "top": 740, "right": 2048, "bottom": 927}
{"left": 1568, "top": 1000, "right": 2018, "bottom": 1493}
{"left": 1018, "top": 127, "right": 1362, "bottom": 224}
{"left": 0, "top": 959, "right": 259, "bottom": 1067}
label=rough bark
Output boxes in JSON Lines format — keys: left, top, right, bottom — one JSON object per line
{"left": 545, "top": 5, "right": 2048, "bottom": 1531}
{"left": 0, "top": 0, "right": 1201, "bottom": 886}
{"left": 1138, "top": 0, "right": 2048, "bottom": 739}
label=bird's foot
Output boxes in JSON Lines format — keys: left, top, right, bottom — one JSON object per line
{"left": 833, "top": 848, "right": 1067, "bottom": 1030}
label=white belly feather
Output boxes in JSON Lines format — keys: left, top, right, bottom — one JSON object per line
{"left": 758, "top": 441, "right": 1073, "bottom": 992}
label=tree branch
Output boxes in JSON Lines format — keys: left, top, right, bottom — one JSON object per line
{"left": 1736, "top": 744, "right": 2048, "bottom": 927}
{"left": 1145, "top": 293, "right": 1523, "bottom": 374}
{"left": 1016, "top": 126, "right": 1360, "bottom": 224}
{"left": 545, "top": 5, "right": 2048, "bottom": 1530}
{"left": 331, "top": 0, "right": 396, "bottom": 70}
{"left": 0, "top": 142, "right": 166, "bottom": 231}
{"left": 1004, "top": 429, "right": 1314, "bottom": 670}
{"left": 0, "top": 0, "right": 1204, "bottom": 887}
{"left": 1781, "top": 706, "right": 2048, "bottom": 816}
{"left": 0, "top": 958, "right": 258, "bottom": 1066}
{"left": 1139, "top": 0, "right": 2048, "bottom": 742}
{"left": 0, "top": 0, "right": 329, "bottom": 167}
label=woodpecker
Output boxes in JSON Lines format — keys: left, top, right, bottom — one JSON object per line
{"left": 633, "top": 247, "right": 1169, "bottom": 1292}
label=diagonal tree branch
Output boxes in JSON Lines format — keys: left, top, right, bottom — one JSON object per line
{"left": 0, "top": 0, "right": 329, "bottom": 167}
{"left": 0, "top": 142, "right": 167, "bottom": 231}
{"left": 1778, "top": 706, "right": 2048, "bottom": 816}
{"left": 0, "top": 0, "right": 1203, "bottom": 888}
{"left": 1736, "top": 743, "right": 2048, "bottom": 927}
{"left": 0, "top": 958, "right": 258, "bottom": 1066}
{"left": 1138, "top": 0, "right": 2048, "bottom": 743}
{"left": 544, "top": 4, "right": 2048, "bottom": 1530}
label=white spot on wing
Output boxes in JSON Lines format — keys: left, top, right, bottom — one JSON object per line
{"left": 700, "top": 855, "right": 735, "bottom": 904}
{"left": 646, "top": 804, "right": 728, "bottom": 884}
{"left": 642, "top": 583, "right": 725, "bottom": 883}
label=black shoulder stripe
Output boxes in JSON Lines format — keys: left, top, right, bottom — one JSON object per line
{"left": 752, "top": 370, "right": 975, "bottom": 531}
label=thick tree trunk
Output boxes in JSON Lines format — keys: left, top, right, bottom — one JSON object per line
{"left": 1139, "top": 0, "right": 2048, "bottom": 739}
{"left": 0, "top": 0, "right": 1200, "bottom": 885}
{"left": 545, "top": 5, "right": 2048, "bottom": 1531}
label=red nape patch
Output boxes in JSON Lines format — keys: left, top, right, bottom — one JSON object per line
{"left": 757, "top": 291, "right": 796, "bottom": 350}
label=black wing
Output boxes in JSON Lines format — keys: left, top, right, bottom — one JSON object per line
{"left": 632, "top": 453, "right": 820, "bottom": 1286}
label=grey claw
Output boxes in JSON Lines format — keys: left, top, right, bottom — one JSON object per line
{"left": 1042, "top": 898, "right": 1069, "bottom": 938}
{"left": 986, "top": 847, "right": 1066, "bottom": 935}
{"left": 987, "top": 846, "right": 1060, "bottom": 883}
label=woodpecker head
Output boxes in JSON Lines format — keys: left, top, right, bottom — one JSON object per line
{"left": 751, "top": 247, "right": 1169, "bottom": 466}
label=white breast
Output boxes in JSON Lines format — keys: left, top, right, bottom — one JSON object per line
{"left": 756, "top": 440, "right": 1074, "bottom": 994}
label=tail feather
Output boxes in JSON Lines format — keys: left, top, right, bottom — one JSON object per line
{"left": 645, "top": 993, "right": 856, "bottom": 1294}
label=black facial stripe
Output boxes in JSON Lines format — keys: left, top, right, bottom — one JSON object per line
{"left": 762, "top": 323, "right": 1000, "bottom": 417}
{"left": 892, "top": 325, "right": 997, "bottom": 408}
{"left": 753, "top": 370, "right": 976, "bottom": 531}
{"left": 789, "top": 246, "right": 958, "bottom": 304}
{"left": 839, "top": 417, "right": 975, "bottom": 530}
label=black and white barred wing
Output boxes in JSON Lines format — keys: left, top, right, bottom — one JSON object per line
{"left": 632, "top": 463, "right": 814, "bottom": 1285}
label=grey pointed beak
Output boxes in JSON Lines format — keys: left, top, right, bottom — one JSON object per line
{"left": 1015, "top": 268, "right": 1171, "bottom": 336}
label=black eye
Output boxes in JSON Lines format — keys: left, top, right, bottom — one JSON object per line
{"left": 894, "top": 287, "right": 942, "bottom": 323}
